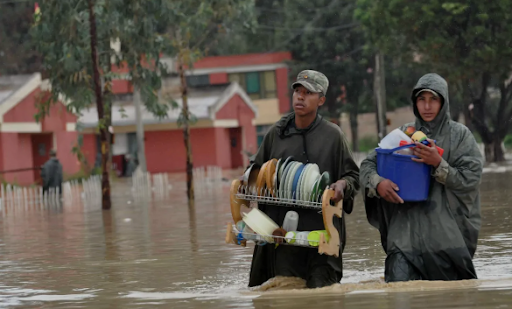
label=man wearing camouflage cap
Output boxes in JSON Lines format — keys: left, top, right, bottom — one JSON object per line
{"left": 245, "top": 70, "right": 360, "bottom": 288}
{"left": 292, "top": 70, "right": 329, "bottom": 95}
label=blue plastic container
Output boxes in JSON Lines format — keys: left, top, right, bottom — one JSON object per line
{"left": 376, "top": 144, "right": 431, "bottom": 202}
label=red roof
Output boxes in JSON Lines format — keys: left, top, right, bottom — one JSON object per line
{"left": 190, "top": 52, "right": 292, "bottom": 69}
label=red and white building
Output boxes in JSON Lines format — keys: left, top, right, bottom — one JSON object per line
{"left": 0, "top": 52, "right": 293, "bottom": 184}
{"left": 78, "top": 82, "right": 259, "bottom": 174}
{"left": 184, "top": 52, "right": 292, "bottom": 146}
{"left": 0, "top": 73, "right": 81, "bottom": 185}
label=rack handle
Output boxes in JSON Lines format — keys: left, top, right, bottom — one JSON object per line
{"left": 318, "top": 188, "right": 342, "bottom": 257}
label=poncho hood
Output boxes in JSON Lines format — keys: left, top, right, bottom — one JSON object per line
{"left": 411, "top": 73, "right": 450, "bottom": 138}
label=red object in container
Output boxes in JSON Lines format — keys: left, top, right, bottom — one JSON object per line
{"left": 399, "top": 140, "right": 444, "bottom": 156}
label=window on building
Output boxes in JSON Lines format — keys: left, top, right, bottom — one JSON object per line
{"left": 228, "top": 71, "right": 277, "bottom": 100}
{"left": 246, "top": 72, "right": 261, "bottom": 100}
{"left": 256, "top": 125, "right": 272, "bottom": 147}
{"left": 263, "top": 71, "right": 277, "bottom": 98}
{"left": 186, "top": 74, "right": 210, "bottom": 87}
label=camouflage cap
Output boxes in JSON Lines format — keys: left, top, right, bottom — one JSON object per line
{"left": 291, "top": 70, "right": 329, "bottom": 96}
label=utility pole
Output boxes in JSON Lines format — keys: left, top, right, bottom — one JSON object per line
{"left": 134, "top": 86, "right": 147, "bottom": 172}
{"left": 374, "top": 52, "right": 388, "bottom": 139}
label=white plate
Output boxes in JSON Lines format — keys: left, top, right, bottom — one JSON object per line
{"left": 273, "top": 158, "right": 282, "bottom": 191}
{"left": 279, "top": 161, "right": 295, "bottom": 198}
{"left": 295, "top": 164, "right": 307, "bottom": 201}
{"left": 303, "top": 164, "right": 320, "bottom": 201}
{"left": 297, "top": 164, "right": 312, "bottom": 201}
{"left": 285, "top": 162, "right": 302, "bottom": 199}
{"left": 308, "top": 174, "right": 321, "bottom": 202}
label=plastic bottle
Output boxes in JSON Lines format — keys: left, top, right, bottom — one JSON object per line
{"left": 295, "top": 231, "right": 310, "bottom": 246}
{"left": 282, "top": 211, "right": 299, "bottom": 232}
{"left": 236, "top": 220, "right": 258, "bottom": 241}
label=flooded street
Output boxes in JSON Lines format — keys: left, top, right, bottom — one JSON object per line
{"left": 1, "top": 170, "right": 512, "bottom": 308}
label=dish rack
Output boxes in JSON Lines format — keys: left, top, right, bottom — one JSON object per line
{"left": 225, "top": 179, "right": 343, "bottom": 257}
{"left": 235, "top": 184, "right": 324, "bottom": 210}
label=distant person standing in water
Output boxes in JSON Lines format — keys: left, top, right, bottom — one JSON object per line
{"left": 41, "top": 149, "right": 63, "bottom": 196}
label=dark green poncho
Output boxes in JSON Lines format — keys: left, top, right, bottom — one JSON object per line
{"left": 360, "top": 73, "right": 484, "bottom": 281}
{"left": 248, "top": 113, "right": 360, "bottom": 287}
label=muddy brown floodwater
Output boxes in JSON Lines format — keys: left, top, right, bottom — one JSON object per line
{"left": 1, "top": 169, "right": 512, "bottom": 308}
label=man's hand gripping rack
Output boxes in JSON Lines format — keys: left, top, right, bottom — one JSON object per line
{"left": 225, "top": 179, "right": 343, "bottom": 257}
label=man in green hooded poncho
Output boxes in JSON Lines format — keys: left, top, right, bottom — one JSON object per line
{"left": 246, "top": 70, "right": 360, "bottom": 288}
{"left": 360, "top": 73, "right": 484, "bottom": 282}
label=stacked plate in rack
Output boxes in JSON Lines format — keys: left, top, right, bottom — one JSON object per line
{"left": 254, "top": 157, "right": 331, "bottom": 202}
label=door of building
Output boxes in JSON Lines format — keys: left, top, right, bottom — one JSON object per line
{"left": 229, "top": 128, "right": 243, "bottom": 169}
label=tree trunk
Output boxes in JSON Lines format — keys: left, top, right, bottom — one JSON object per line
{"left": 347, "top": 87, "right": 360, "bottom": 152}
{"left": 484, "top": 137, "right": 505, "bottom": 163}
{"left": 88, "top": 0, "right": 111, "bottom": 210}
{"left": 178, "top": 58, "right": 194, "bottom": 205}
{"left": 373, "top": 52, "right": 387, "bottom": 139}
{"left": 102, "top": 78, "right": 113, "bottom": 175}
{"left": 349, "top": 110, "right": 359, "bottom": 152}
{"left": 465, "top": 74, "right": 511, "bottom": 163}
{"left": 463, "top": 107, "right": 474, "bottom": 132}
{"left": 451, "top": 107, "right": 460, "bottom": 122}
{"left": 134, "top": 87, "right": 147, "bottom": 172}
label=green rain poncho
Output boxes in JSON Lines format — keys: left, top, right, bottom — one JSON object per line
{"left": 360, "top": 73, "right": 484, "bottom": 282}
{"left": 247, "top": 112, "right": 360, "bottom": 288}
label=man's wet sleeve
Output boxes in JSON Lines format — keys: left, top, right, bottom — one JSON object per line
{"left": 433, "top": 129, "right": 483, "bottom": 192}
{"left": 359, "top": 150, "right": 385, "bottom": 198}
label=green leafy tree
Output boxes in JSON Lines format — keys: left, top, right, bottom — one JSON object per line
{"left": 272, "top": 0, "right": 371, "bottom": 151}
{"left": 31, "top": 0, "right": 254, "bottom": 208}
{"left": 0, "top": 0, "right": 41, "bottom": 74}
{"left": 161, "top": 0, "right": 255, "bottom": 204}
{"left": 203, "top": 0, "right": 280, "bottom": 56}
{"left": 30, "top": 0, "right": 173, "bottom": 209}
{"left": 208, "top": 0, "right": 426, "bottom": 151}
{"left": 113, "top": 0, "right": 172, "bottom": 173}
{"left": 356, "top": 0, "right": 512, "bottom": 162}
{"left": 31, "top": 0, "right": 115, "bottom": 209}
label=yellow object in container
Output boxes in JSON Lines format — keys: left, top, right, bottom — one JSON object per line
{"left": 411, "top": 131, "right": 427, "bottom": 143}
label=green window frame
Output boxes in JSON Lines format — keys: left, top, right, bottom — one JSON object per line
{"left": 228, "top": 70, "right": 277, "bottom": 100}
{"left": 246, "top": 72, "right": 261, "bottom": 100}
